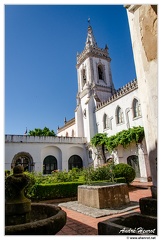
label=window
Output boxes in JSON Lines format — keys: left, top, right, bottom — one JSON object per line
{"left": 98, "top": 65, "right": 104, "bottom": 80}
{"left": 68, "top": 155, "right": 83, "bottom": 170}
{"left": 133, "top": 98, "right": 141, "bottom": 118}
{"left": 12, "top": 152, "right": 34, "bottom": 172}
{"left": 82, "top": 69, "right": 86, "bottom": 86}
{"left": 72, "top": 129, "right": 74, "bottom": 137}
{"left": 103, "top": 114, "right": 112, "bottom": 130}
{"left": 89, "top": 150, "right": 92, "bottom": 158}
{"left": 43, "top": 155, "right": 57, "bottom": 174}
{"left": 103, "top": 113, "right": 108, "bottom": 129}
{"left": 116, "top": 106, "right": 124, "bottom": 124}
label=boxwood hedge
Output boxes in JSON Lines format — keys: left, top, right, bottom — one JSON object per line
{"left": 28, "top": 178, "right": 126, "bottom": 200}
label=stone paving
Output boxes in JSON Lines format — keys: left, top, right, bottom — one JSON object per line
{"left": 59, "top": 200, "right": 139, "bottom": 218}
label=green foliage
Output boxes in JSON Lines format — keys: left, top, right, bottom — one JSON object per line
{"left": 27, "top": 178, "right": 126, "bottom": 200}
{"left": 106, "top": 126, "right": 145, "bottom": 152}
{"left": 91, "top": 133, "right": 108, "bottom": 147}
{"left": 113, "top": 163, "right": 136, "bottom": 184}
{"left": 91, "top": 133, "right": 108, "bottom": 163}
{"left": 28, "top": 127, "right": 56, "bottom": 136}
{"left": 24, "top": 171, "right": 37, "bottom": 198}
{"left": 90, "top": 127, "right": 144, "bottom": 160}
{"left": 30, "top": 182, "right": 85, "bottom": 200}
{"left": 5, "top": 170, "right": 11, "bottom": 177}
{"left": 82, "top": 162, "right": 116, "bottom": 184}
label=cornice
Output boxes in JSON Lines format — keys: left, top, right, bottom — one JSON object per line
{"left": 76, "top": 46, "right": 111, "bottom": 68}
{"left": 57, "top": 117, "right": 75, "bottom": 133}
{"left": 96, "top": 79, "right": 138, "bottom": 111}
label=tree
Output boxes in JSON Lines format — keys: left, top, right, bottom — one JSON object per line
{"left": 91, "top": 133, "right": 108, "bottom": 163}
{"left": 28, "top": 127, "right": 56, "bottom": 136}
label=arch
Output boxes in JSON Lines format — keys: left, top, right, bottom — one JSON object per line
{"left": 43, "top": 155, "right": 57, "bottom": 174}
{"left": 12, "top": 152, "right": 34, "bottom": 172}
{"left": 82, "top": 68, "right": 86, "bottom": 87}
{"left": 127, "top": 155, "right": 140, "bottom": 178}
{"left": 98, "top": 65, "right": 104, "bottom": 80}
{"left": 68, "top": 155, "right": 83, "bottom": 170}
{"left": 103, "top": 113, "right": 108, "bottom": 129}
{"left": 89, "top": 150, "right": 92, "bottom": 159}
{"left": 116, "top": 105, "right": 124, "bottom": 124}
{"left": 132, "top": 98, "right": 141, "bottom": 118}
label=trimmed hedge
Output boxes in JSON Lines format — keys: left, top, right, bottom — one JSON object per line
{"left": 30, "top": 182, "right": 85, "bottom": 200}
{"left": 29, "top": 178, "right": 126, "bottom": 200}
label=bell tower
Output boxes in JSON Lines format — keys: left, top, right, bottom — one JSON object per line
{"left": 75, "top": 22, "right": 115, "bottom": 142}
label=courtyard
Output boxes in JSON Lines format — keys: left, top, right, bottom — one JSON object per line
{"left": 41, "top": 181, "right": 152, "bottom": 235}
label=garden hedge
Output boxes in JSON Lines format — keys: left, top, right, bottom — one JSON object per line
{"left": 29, "top": 178, "right": 126, "bottom": 200}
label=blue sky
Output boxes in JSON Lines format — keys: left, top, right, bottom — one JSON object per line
{"left": 5, "top": 4, "right": 137, "bottom": 135}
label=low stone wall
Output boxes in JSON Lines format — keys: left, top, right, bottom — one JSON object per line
{"left": 78, "top": 183, "right": 130, "bottom": 209}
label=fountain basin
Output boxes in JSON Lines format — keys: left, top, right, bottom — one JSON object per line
{"left": 78, "top": 183, "right": 130, "bottom": 209}
{"left": 5, "top": 203, "right": 67, "bottom": 235}
{"left": 98, "top": 212, "right": 157, "bottom": 235}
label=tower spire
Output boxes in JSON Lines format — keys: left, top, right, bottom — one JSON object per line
{"left": 85, "top": 20, "right": 97, "bottom": 49}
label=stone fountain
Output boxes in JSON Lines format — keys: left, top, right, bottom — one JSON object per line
{"left": 98, "top": 183, "right": 157, "bottom": 235}
{"left": 5, "top": 165, "right": 67, "bottom": 235}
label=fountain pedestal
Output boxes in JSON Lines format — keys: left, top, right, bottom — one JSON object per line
{"left": 5, "top": 165, "right": 67, "bottom": 235}
{"left": 5, "top": 165, "right": 31, "bottom": 226}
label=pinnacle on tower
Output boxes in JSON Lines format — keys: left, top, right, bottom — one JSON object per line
{"left": 85, "top": 23, "right": 97, "bottom": 48}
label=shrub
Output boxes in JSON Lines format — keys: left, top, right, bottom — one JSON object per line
{"left": 27, "top": 178, "right": 126, "bottom": 200}
{"left": 82, "top": 163, "right": 116, "bottom": 184}
{"left": 30, "top": 182, "right": 85, "bottom": 200}
{"left": 24, "top": 171, "right": 37, "bottom": 198}
{"left": 113, "top": 163, "right": 136, "bottom": 184}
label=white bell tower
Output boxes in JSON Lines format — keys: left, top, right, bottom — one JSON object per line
{"left": 75, "top": 23, "right": 115, "bottom": 142}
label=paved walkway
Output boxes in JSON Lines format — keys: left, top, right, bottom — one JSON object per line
{"left": 55, "top": 181, "right": 152, "bottom": 235}
{"left": 39, "top": 181, "right": 152, "bottom": 235}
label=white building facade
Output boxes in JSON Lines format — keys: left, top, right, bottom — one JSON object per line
{"left": 125, "top": 5, "right": 157, "bottom": 194}
{"left": 5, "top": 135, "right": 88, "bottom": 174}
{"left": 5, "top": 22, "right": 152, "bottom": 182}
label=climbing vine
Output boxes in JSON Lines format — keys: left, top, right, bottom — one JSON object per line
{"left": 90, "top": 126, "right": 144, "bottom": 161}
{"left": 91, "top": 133, "right": 108, "bottom": 163}
{"left": 106, "top": 126, "right": 145, "bottom": 152}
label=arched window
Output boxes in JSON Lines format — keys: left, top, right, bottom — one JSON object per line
{"left": 82, "top": 69, "right": 86, "bottom": 86}
{"left": 66, "top": 132, "right": 69, "bottom": 137}
{"left": 116, "top": 106, "right": 124, "bottom": 124}
{"left": 98, "top": 65, "right": 104, "bottom": 80}
{"left": 43, "top": 155, "right": 57, "bottom": 174}
{"left": 103, "top": 113, "right": 108, "bottom": 129}
{"left": 89, "top": 150, "right": 92, "bottom": 158}
{"left": 133, "top": 98, "right": 141, "bottom": 118}
{"left": 12, "top": 152, "right": 34, "bottom": 172}
{"left": 72, "top": 129, "right": 74, "bottom": 137}
{"left": 68, "top": 155, "right": 83, "bottom": 170}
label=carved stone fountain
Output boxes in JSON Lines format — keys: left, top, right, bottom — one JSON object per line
{"left": 5, "top": 165, "right": 67, "bottom": 235}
